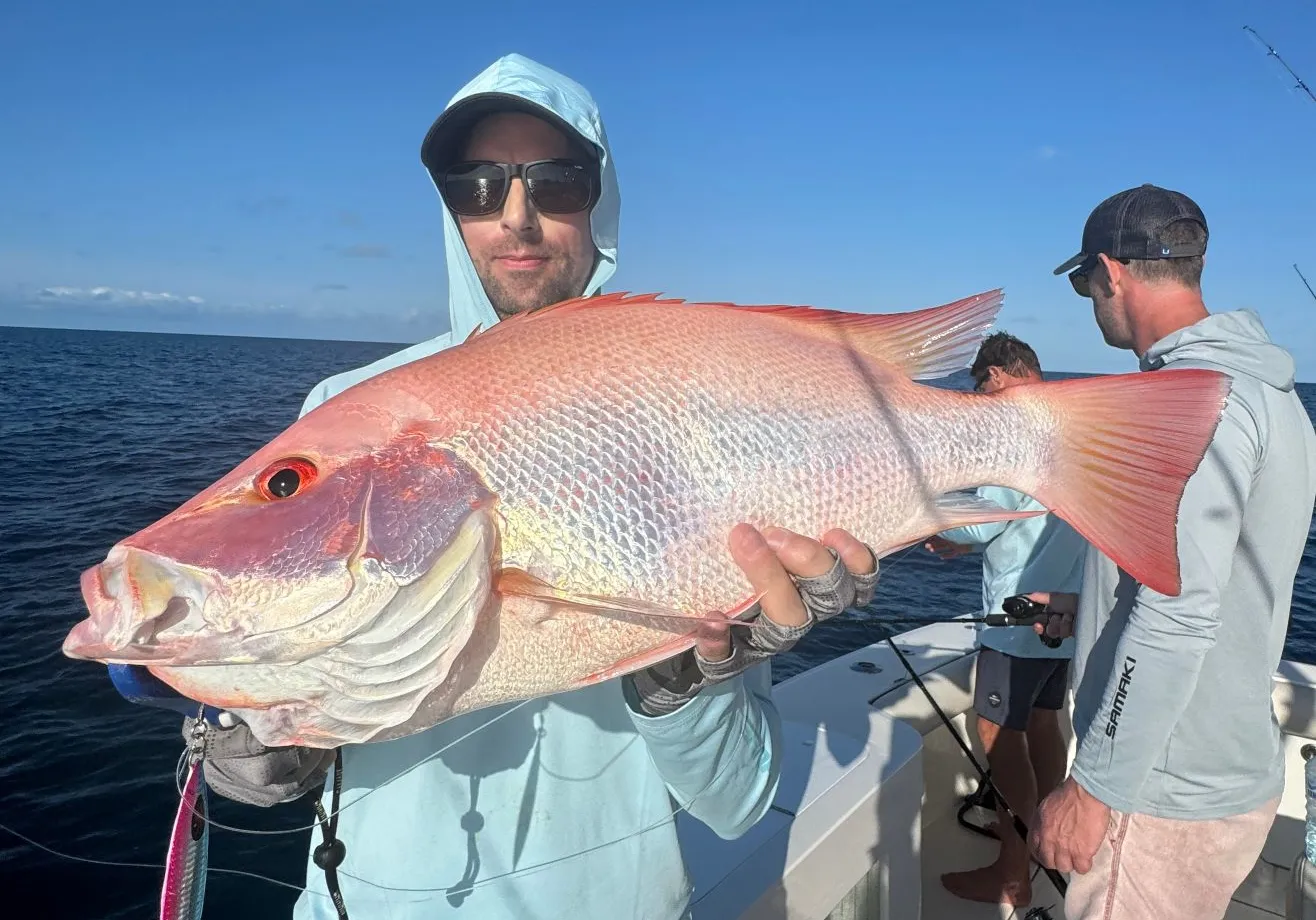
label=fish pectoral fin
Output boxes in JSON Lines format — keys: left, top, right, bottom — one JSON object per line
{"left": 927, "top": 491, "right": 1046, "bottom": 532}
{"left": 495, "top": 568, "right": 769, "bottom": 634}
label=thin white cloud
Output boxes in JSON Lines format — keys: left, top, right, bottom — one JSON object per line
{"left": 37, "top": 286, "right": 207, "bottom": 307}
{"left": 2, "top": 282, "right": 438, "bottom": 342}
{"left": 25, "top": 285, "right": 328, "bottom": 318}
{"left": 1037, "top": 145, "right": 1058, "bottom": 160}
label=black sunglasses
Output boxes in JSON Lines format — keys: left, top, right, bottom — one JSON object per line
{"left": 1068, "top": 253, "right": 1132, "bottom": 298}
{"left": 1067, "top": 254, "right": 1100, "bottom": 298}
{"left": 438, "top": 159, "right": 598, "bottom": 217}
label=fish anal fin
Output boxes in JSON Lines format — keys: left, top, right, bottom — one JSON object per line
{"left": 925, "top": 491, "right": 1044, "bottom": 533}
{"left": 495, "top": 568, "right": 769, "bottom": 633}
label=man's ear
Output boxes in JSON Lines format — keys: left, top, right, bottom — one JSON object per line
{"left": 1096, "top": 252, "right": 1123, "bottom": 296}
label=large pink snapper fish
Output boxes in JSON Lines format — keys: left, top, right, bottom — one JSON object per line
{"left": 63, "top": 291, "right": 1231, "bottom": 748}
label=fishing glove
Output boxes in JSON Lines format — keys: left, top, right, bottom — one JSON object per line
{"left": 629, "top": 545, "right": 879, "bottom": 717}
{"left": 181, "top": 714, "right": 335, "bottom": 808}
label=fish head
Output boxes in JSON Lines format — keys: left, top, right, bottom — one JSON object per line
{"left": 63, "top": 397, "right": 498, "bottom": 686}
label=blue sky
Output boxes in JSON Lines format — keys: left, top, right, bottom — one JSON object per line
{"left": 2, "top": 0, "right": 1314, "bottom": 380}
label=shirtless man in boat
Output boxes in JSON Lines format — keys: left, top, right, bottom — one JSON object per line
{"left": 925, "top": 331, "right": 1088, "bottom": 908}
{"left": 1030, "top": 183, "right": 1316, "bottom": 920}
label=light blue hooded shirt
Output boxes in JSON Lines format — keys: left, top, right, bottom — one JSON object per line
{"left": 1069, "top": 309, "right": 1316, "bottom": 819}
{"left": 291, "top": 55, "right": 782, "bottom": 920}
{"left": 937, "top": 485, "right": 1087, "bottom": 660}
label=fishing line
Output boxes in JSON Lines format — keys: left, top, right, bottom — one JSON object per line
{"left": 0, "top": 818, "right": 315, "bottom": 896}
{"left": 283, "top": 547, "right": 938, "bottom": 897}
{"left": 1, "top": 692, "right": 793, "bottom": 904}
{"left": 172, "top": 544, "right": 926, "bottom": 840}
{"left": 11, "top": 541, "right": 933, "bottom": 902}
{"left": 172, "top": 696, "right": 537, "bottom": 837}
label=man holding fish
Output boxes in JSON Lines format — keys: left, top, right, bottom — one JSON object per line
{"left": 191, "top": 54, "right": 880, "bottom": 919}
{"left": 62, "top": 52, "right": 1246, "bottom": 920}
{"left": 1028, "top": 184, "right": 1316, "bottom": 920}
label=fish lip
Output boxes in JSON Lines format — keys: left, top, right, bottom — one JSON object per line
{"left": 70, "top": 551, "right": 212, "bottom": 660}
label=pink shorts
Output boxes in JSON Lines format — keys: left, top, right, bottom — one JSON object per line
{"left": 1065, "top": 796, "right": 1281, "bottom": 920}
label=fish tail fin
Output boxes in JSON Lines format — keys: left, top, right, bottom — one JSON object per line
{"left": 1014, "top": 368, "right": 1232, "bottom": 596}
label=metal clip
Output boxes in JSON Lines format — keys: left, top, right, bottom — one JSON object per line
{"left": 186, "top": 706, "right": 209, "bottom": 766}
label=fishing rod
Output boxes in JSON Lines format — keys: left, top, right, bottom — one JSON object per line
{"left": 884, "top": 604, "right": 1064, "bottom": 648}
{"left": 1243, "top": 26, "right": 1316, "bottom": 105}
{"left": 1297, "top": 265, "right": 1316, "bottom": 305}
{"left": 878, "top": 595, "right": 1069, "bottom": 912}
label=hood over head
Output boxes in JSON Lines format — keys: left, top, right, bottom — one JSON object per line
{"left": 418, "top": 53, "right": 621, "bottom": 343}
{"left": 1140, "top": 308, "right": 1296, "bottom": 392}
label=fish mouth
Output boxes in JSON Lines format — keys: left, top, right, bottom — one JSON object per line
{"left": 63, "top": 546, "right": 214, "bottom": 663}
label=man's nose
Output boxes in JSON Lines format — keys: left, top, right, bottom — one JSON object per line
{"left": 500, "top": 178, "right": 541, "bottom": 235}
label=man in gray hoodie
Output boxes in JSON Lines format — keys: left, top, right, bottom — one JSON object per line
{"left": 1029, "top": 184, "right": 1316, "bottom": 920}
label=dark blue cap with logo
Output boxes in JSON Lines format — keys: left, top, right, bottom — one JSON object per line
{"left": 1053, "top": 183, "right": 1209, "bottom": 276}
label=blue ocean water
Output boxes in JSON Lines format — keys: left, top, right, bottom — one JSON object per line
{"left": 0, "top": 325, "right": 1312, "bottom": 920}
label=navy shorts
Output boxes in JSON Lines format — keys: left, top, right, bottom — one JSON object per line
{"left": 973, "top": 647, "right": 1069, "bottom": 732}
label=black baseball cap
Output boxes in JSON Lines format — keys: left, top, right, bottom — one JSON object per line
{"left": 1053, "top": 183, "right": 1209, "bottom": 276}
{"left": 419, "top": 92, "right": 598, "bottom": 180}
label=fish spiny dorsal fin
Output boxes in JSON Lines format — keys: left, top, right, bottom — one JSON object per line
{"left": 459, "top": 289, "right": 1003, "bottom": 381}
{"left": 460, "top": 292, "right": 689, "bottom": 344}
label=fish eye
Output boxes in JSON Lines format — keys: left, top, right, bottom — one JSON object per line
{"left": 257, "top": 458, "right": 318, "bottom": 501}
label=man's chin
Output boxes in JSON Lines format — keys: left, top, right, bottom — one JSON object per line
{"left": 486, "top": 276, "right": 583, "bottom": 318}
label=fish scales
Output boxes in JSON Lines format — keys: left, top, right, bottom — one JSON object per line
{"left": 424, "top": 301, "right": 1046, "bottom": 614}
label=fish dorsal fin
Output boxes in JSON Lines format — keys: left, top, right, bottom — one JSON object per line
{"left": 776, "top": 290, "right": 1005, "bottom": 380}
{"left": 496, "top": 568, "right": 768, "bottom": 633}
{"left": 459, "top": 292, "right": 689, "bottom": 344}
{"left": 459, "top": 289, "right": 1002, "bottom": 381}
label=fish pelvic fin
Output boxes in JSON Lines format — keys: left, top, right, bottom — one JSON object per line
{"left": 495, "top": 568, "right": 769, "bottom": 634}
{"left": 1014, "top": 367, "right": 1233, "bottom": 597}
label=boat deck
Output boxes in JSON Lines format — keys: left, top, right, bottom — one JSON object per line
{"left": 677, "top": 620, "right": 1316, "bottom": 919}
{"left": 921, "top": 802, "right": 1291, "bottom": 919}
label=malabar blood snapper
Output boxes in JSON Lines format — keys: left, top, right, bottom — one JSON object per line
{"left": 62, "top": 291, "right": 1231, "bottom": 748}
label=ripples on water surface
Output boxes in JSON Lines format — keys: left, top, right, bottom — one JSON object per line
{"left": 1, "top": 325, "right": 1313, "bottom": 919}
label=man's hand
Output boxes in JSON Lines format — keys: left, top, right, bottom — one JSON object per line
{"left": 695, "top": 524, "right": 878, "bottom": 661}
{"left": 1025, "top": 591, "right": 1078, "bottom": 642}
{"left": 923, "top": 535, "right": 973, "bottom": 560}
{"left": 1029, "top": 775, "right": 1110, "bottom": 874}
{"left": 628, "top": 524, "right": 879, "bottom": 717}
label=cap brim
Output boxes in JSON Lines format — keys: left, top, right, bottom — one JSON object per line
{"left": 1052, "top": 252, "right": 1086, "bottom": 276}
{"left": 420, "top": 92, "right": 593, "bottom": 175}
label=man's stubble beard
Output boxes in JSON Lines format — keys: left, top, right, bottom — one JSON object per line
{"left": 477, "top": 247, "right": 596, "bottom": 321}
{"left": 484, "top": 269, "right": 588, "bottom": 321}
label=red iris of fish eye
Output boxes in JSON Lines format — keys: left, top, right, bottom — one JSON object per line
{"left": 256, "top": 457, "right": 319, "bottom": 501}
